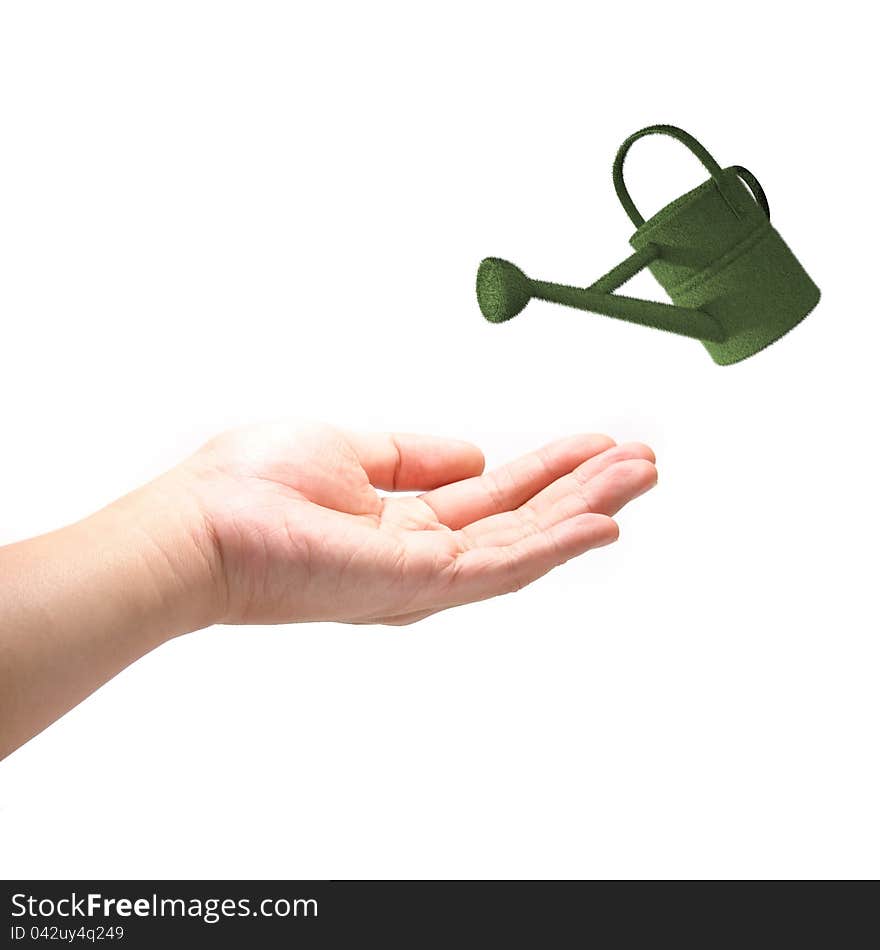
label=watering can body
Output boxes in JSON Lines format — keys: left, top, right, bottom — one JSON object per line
{"left": 628, "top": 164, "right": 819, "bottom": 365}
{"left": 476, "top": 125, "right": 820, "bottom": 365}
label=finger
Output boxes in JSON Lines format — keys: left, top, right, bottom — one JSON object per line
{"left": 460, "top": 452, "right": 657, "bottom": 549}
{"left": 521, "top": 442, "right": 655, "bottom": 518}
{"left": 353, "top": 608, "right": 439, "bottom": 626}
{"left": 346, "top": 432, "right": 485, "bottom": 491}
{"left": 358, "top": 513, "right": 620, "bottom": 620}
{"left": 419, "top": 433, "right": 615, "bottom": 530}
{"left": 443, "top": 513, "right": 620, "bottom": 606}
{"left": 541, "top": 456, "right": 657, "bottom": 520}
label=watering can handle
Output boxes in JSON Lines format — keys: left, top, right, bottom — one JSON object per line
{"left": 613, "top": 125, "right": 770, "bottom": 227}
{"left": 730, "top": 164, "right": 770, "bottom": 221}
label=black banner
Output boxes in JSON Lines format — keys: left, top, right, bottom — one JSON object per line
{"left": 3, "top": 880, "right": 877, "bottom": 947}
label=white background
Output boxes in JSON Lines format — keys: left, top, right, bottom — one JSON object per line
{"left": 1, "top": 1, "right": 877, "bottom": 879}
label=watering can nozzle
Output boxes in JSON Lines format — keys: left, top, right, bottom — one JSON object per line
{"left": 476, "top": 257, "right": 533, "bottom": 323}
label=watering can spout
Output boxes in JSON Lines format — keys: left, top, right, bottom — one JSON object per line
{"left": 476, "top": 256, "right": 727, "bottom": 344}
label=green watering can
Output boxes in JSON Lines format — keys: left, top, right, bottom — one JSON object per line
{"left": 476, "top": 124, "right": 820, "bottom": 365}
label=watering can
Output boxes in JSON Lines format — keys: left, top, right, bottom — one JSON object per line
{"left": 476, "top": 125, "right": 820, "bottom": 365}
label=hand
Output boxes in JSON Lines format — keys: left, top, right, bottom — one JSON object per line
{"left": 0, "top": 421, "right": 656, "bottom": 757}
{"left": 151, "top": 422, "right": 657, "bottom": 626}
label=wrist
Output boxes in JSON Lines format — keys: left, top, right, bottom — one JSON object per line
{"left": 90, "top": 474, "right": 225, "bottom": 640}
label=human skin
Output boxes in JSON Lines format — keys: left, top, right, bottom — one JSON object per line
{"left": 0, "top": 422, "right": 657, "bottom": 759}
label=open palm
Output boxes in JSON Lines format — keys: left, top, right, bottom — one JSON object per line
{"left": 180, "top": 422, "right": 657, "bottom": 625}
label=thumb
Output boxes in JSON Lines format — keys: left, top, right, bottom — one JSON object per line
{"left": 345, "top": 432, "right": 485, "bottom": 491}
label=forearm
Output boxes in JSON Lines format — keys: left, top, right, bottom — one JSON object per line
{"left": 0, "top": 483, "right": 217, "bottom": 760}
